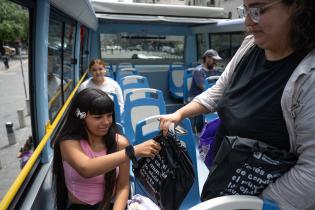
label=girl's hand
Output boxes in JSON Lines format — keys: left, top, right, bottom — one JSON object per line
{"left": 134, "top": 140, "right": 161, "bottom": 158}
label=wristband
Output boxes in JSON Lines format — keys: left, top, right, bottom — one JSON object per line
{"left": 125, "top": 145, "right": 138, "bottom": 168}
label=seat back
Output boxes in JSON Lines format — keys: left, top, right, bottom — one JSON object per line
{"left": 183, "top": 68, "right": 196, "bottom": 103}
{"left": 203, "top": 76, "right": 220, "bottom": 123}
{"left": 124, "top": 88, "right": 166, "bottom": 143}
{"left": 116, "top": 67, "right": 139, "bottom": 82}
{"left": 109, "top": 92, "right": 123, "bottom": 124}
{"left": 105, "top": 65, "right": 114, "bottom": 78}
{"left": 120, "top": 75, "right": 149, "bottom": 87}
{"left": 120, "top": 75, "right": 150, "bottom": 99}
{"left": 168, "top": 64, "right": 185, "bottom": 99}
{"left": 188, "top": 195, "right": 280, "bottom": 210}
{"left": 115, "top": 122, "right": 124, "bottom": 135}
{"left": 116, "top": 62, "right": 135, "bottom": 70}
{"left": 204, "top": 75, "right": 220, "bottom": 90}
{"left": 134, "top": 115, "right": 200, "bottom": 209}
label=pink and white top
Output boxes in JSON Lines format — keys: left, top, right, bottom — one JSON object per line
{"left": 62, "top": 139, "right": 107, "bottom": 205}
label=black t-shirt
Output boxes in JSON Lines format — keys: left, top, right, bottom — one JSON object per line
{"left": 216, "top": 46, "right": 304, "bottom": 151}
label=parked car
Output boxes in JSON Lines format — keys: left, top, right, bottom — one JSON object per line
{"left": 127, "top": 45, "right": 142, "bottom": 51}
{"left": 3, "top": 46, "right": 16, "bottom": 56}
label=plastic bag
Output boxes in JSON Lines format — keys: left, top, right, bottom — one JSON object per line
{"left": 201, "top": 136, "right": 297, "bottom": 201}
{"left": 133, "top": 131, "right": 195, "bottom": 210}
{"left": 198, "top": 118, "right": 221, "bottom": 170}
{"left": 128, "top": 194, "right": 160, "bottom": 210}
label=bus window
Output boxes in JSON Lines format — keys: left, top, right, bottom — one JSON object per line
{"left": 209, "top": 32, "right": 245, "bottom": 71}
{"left": 79, "top": 25, "right": 89, "bottom": 76}
{"left": 196, "top": 33, "right": 208, "bottom": 63}
{"left": 48, "top": 19, "right": 64, "bottom": 121}
{"left": 100, "top": 33, "right": 184, "bottom": 64}
{"left": 47, "top": 12, "right": 76, "bottom": 121}
{"left": 62, "top": 23, "right": 76, "bottom": 99}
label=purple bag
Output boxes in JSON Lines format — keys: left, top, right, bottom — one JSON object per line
{"left": 198, "top": 118, "right": 221, "bottom": 170}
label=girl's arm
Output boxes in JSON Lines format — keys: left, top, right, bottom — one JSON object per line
{"left": 60, "top": 135, "right": 160, "bottom": 178}
{"left": 112, "top": 136, "right": 130, "bottom": 210}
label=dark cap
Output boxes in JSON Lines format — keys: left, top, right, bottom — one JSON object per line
{"left": 202, "top": 49, "right": 222, "bottom": 60}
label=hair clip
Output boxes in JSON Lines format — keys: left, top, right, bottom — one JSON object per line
{"left": 75, "top": 108, "right": 86, "bottom": 119}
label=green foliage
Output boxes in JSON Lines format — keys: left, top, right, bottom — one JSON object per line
{"left": 0, "top": 0, "right": 28, "bottom": 44}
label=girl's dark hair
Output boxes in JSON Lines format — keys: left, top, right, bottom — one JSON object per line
{"left": 283, "top": 0, "right": 315, "bottom": 54}
{"left": 51, "top": 88, "right": 118, "bottom": 210}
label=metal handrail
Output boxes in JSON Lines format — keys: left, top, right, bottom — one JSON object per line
{"left": 0, "top": 71, "right": 88, "bottom": 209}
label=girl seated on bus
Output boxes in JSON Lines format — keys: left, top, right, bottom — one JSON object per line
{"left": 51, "top": 88, "right": 161, "bottom": 210}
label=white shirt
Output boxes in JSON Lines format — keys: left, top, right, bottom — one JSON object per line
{"left": 79, "top": 77, "right": 124, "bottom": 114}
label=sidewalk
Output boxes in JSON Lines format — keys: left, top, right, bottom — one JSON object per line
{"left": 0, "top": 55, "right": 28, "bottom": 71}
{"left": 0, "top": 57, "right": 31, "bottom": 200}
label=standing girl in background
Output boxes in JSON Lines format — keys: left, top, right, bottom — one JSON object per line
{"left": 79, "top": 59, "right": 124, "bottom": 114}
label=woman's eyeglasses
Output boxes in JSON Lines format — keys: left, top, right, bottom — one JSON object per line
{"left": 237, "top": 0, "right": 282, "bottom": 23}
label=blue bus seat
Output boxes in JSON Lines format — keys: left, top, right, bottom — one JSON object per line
{"left": 115, "top": 122, "right": 124, "bottom": 135}
{"left": 116, "top": 62, "right": 135, "bottom": 70}
{"left": 203, "top": 75, "right": 220, "bottom": 123}
{"left": 105, "top": 66, "right": 114, "bottom": 78}
{"left": 183, "top": 67, "right": 196, "bottom": 103}
{"left": 124, "top": 88, "right": 166, "bottom": 144}
{"left": 120, "top": 75, "right": 150, "bottom": 99}
{"left": 134, "top": 115, "right": 200, "bottom": 210}
{"left": 204, "top": 75, "right": 220, "bottom": 90}
{"left": 188, "top": 195, "right": 280, "bottom": 210}
{"left": 109, "top": 92, "right": 123, "bottom": 124}
{"left": 189, "top": 61, "right": 201, "bottom": 67}
{"left": 116, "top": 67, "right": 139, "bottom": 83}
{"left": 168, "top": 64, "right": 185, "bottom": 99}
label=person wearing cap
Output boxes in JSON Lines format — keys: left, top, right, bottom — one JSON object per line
{"left": 189, "top": 49, "right": 222, "bottom": 98}
{"left": 160, "top": 1, "right": 315, "bottom": 209}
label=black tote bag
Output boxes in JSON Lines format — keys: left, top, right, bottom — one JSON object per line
{"left": 201, "top": 136, "right": 297, "bottom": 201}
{"left": 133, "top": 131, "right": 195, "bottom": 210}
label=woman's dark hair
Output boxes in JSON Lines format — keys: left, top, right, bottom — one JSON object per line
{"left": 51, "top": 88, "right": 118, "bottom": 210}
{"left": 283, "top": 0, "right": 315, "bottom": 54}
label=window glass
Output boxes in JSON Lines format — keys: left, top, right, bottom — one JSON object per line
{"left": 48, "top": 19, "right": 64, "bottom": 121}
{"left": 47, "top": 13, "right": 76, "bottom": 121}
{"left": 79, "top": 25, "right": 89, "bottom": 76}
{"left": 231, "top": 33, "right": 245, "bottom": 56}
{"left": 210, "top": 32, "right": 245, "bottom": 71}
{"left": 100, "top": 33, "right": 184, "bottom": 64}
{"left": 196, "top": 33, "right": 208, "bottom": 63}
{"left": 63, "top": 23, "right": 76, "bottom": 99}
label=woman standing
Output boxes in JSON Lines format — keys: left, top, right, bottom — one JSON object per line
{"left": 160, "top": 0, "right": 315, "bottom": 209}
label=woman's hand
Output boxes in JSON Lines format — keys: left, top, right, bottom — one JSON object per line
{"left": 134, "top": 140, "right": 161, "bottom": 158}
{"left": 159, "top": 112, "right": 182, "bottom": 136}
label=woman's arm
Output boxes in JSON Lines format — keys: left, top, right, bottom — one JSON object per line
{"left": 113, "top": 136, "right": 130, "bottom": 210}
{"left": 60, "top": 135, "right": 160, "bottom": 178}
